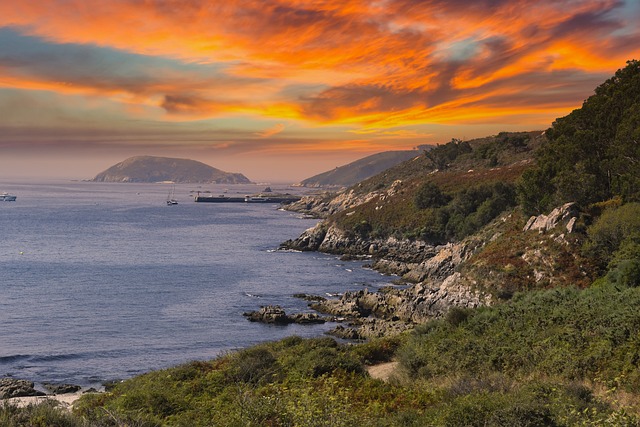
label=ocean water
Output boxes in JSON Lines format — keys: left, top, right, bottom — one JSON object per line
{"left": 0, "top": 181, "right": 392, "bottom": 389}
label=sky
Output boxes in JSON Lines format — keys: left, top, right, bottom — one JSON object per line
{"left": 0, "top": 0, "right": 639, "bottom": 183}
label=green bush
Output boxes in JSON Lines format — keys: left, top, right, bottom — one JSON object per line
{"left": 0, "top": 401, "right": 84, "bottom": 427}
{"left": 584, "top": 202, "right": 640, "bottom": 265}
{"left": 607, "top": 259, "right": 640, "bottom": 287}
{"left": 414, "top": 181, "right": 449, "bottom": 209}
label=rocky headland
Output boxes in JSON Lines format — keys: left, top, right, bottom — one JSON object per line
{"left": 273, "top": 192, "right": 584, "bottom": 340}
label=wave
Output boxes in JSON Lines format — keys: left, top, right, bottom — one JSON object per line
{"left": 244, "top": 292, "right": 262, "bottom": 298}
{"left": 29, "top": 353, "right": 84, "bottom": 363}
{"left": 0, "top": 354, "right": 31, "bottom": 364}
{"left": 0, "top": 352, "right": 84, "bottom": 365}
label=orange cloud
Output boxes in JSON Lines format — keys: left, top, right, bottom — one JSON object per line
{"left": 256, "top": 123, "right": 286, "bottom": 138}
{"left": 0, "top": 0, "right": 638, "bottom": 136}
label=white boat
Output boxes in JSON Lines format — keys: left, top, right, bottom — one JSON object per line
{"left": 0, "top": 192, "right": 17, "bottom": 201}
{"left": 166, "top": 186, "right": 178, "bottom": 205}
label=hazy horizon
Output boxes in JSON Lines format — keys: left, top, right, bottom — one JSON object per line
{"left": 1, "top": 1, "right": 639, "bottom": 182}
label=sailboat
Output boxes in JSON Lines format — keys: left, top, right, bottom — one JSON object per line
{"left": 166, "top": 185, "right": 178, "bottom": 205}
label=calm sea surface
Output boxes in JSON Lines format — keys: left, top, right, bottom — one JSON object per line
{"left": 0, "top": 181, "right": 392, "bottom": 389}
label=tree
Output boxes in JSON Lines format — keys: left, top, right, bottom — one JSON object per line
{"left": 415, "top": 181, "right": 449, "bottom": 209}
{"left": 518, "top": 60, "right": 640, "bottom": 214}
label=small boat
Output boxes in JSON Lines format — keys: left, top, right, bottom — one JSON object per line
{"left": 166, "top": 186, "right": 178, "bottom": 205}
{"left": 0, "top": 192, "right": 17, "bottom": 201}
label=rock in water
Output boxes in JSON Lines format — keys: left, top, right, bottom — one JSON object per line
{"left": 243, "top": 305, "right": 325, "bottom": 325}
{"left": 43, "top": 383, "right": 82, "bottom": 395}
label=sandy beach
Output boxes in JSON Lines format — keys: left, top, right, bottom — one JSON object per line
{"left": 3, "top": 391, "right": 87, "bottom": 409}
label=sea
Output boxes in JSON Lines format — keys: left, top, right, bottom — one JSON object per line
{"left": 0, "top": 180, "right": 393, "bottom": 390}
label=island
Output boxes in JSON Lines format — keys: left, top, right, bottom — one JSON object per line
{"left": 91, "top": 156, "right": 251, "bottom": 184}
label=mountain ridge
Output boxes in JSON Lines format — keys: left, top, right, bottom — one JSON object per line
{"left": 297, "top": 150, "right": 421, "bottom": 188}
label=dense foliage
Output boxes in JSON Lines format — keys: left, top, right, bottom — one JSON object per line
{"left": 333, "top": 180, "right": 517, "bottom": 244}
{"left": 415, "top": 181, "right": 517, "bottom": 243}
{"left": 519, "top": 60, "right": 640, "bottom": 214}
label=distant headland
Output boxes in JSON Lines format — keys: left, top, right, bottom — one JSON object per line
{"left": 91, "top": 156, "right": 251, "bottom": 184}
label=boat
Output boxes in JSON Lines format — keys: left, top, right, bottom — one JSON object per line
{"left": 166, "top": 186, "right": 178, "bottom": 205}
{"left": 0, "top": 192, "right": 17, "bottom": 201}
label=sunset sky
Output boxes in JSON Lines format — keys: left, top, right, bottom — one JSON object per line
{"left": 1, "top": 0, "right": 639, "bottom": 183}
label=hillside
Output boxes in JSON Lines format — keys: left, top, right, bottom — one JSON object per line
{"left": 92, "top": 156, "right": 251, "bottom": 184}
{"left": 297, "top": 150, "right": 421, "bottom": 188}
{"left": 282, "top": 61, "right": 640, "bottom": 334}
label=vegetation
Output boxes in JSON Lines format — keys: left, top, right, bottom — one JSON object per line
{"left": 0, "top": 400, "right": 83, "bottom": 427}
{"left": 330, "top": 132, "right": 534, "bottom": 243}
{"left": 8, "top": 277, "right": 640, "bottom": 425}
{"left": 4, "top": 62, "right": 639, "bottom": 425}
{"left": 519, "top": 60, "right": 640, "bottom": 214}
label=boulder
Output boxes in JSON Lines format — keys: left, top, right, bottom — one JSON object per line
{"left": 0, "top": 378, "right": 46, "bottom": 399}
{"left": 244, "top": 305, "right": 291, "bottom": 324}
{"left": 243, "top": 305, "right": 325, "bottom": 325}
{"left": 280, "top": 223, "right": 328, "bottom": 251}
{"left": 42, "top": 383, "right": 82, "bottom": 395}
{"left": 523, "top": 203, "right": 579, "bottom": 233}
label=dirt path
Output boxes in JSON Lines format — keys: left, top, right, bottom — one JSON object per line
{"left": 3, "top": 392, "right": 84, "bottom": 409}
{"left": 366, "top": 361, "right": 399, "bottom": 382}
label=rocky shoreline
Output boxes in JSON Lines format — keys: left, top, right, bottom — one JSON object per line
{"left": 242, "top": 201, "right": 582, "bottom": 340}
{"left": 240, "top": 218, "right": 491, "bottom": 339}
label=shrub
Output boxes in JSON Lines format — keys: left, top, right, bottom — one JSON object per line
{"left": 584, "top": 203, "right": 640, "bottom": 265}
{"left": 607, "top": 259, "right": 640, "bottom": 287}
{"left": 228, "top": 346, "right": 280, "bottom": 384}
{"left": 0, "top": 401, "right": 83, "bottom": 427}
{"left": 414, "top": 181, "right": 449, "bottom": 209}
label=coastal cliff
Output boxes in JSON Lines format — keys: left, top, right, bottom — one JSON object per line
{"left": 281, "top": 199, "right": 590, "bottom": 339}
{"left": 280, "top": 127, "right": 599, "bottom": 339}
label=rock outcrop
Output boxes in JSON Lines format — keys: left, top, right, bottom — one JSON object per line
{"left": 310, "top": 272, "right": 489, "bottom": 339}
{"left": 523, "top": 202, "right": 579, "bottom": 233}
{"left": 43, "top": 383, "right": 82, "bottom": 395}
{"left": 243, "top": 306, "right": 325, "bottom": 325}
{"left": 278, "top": 216, "right": 490, "bottom": 339}
{"left": 0, "top": 378, "right": 46, "bottom": 399}
{"left": 285, "top": 179, "right": 408, "bottom": 219}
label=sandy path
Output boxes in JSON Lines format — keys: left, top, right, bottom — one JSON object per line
{"left": 2, "top": 392, "right": 86, "bottom": 409}
{"left": 366, "top": 361, "right": 399, "bottom": 382}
